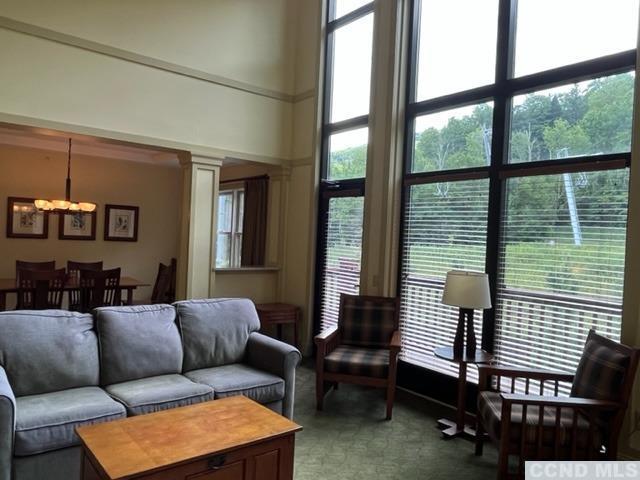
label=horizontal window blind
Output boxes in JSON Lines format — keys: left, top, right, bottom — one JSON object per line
{"left": 400, "top": 179, "right": 489, "bottom": 377}
{"left": 494, "top": 169, "right": 629, "bottom": 393}
{"left": 319, "top": 196, "right": 364, "bottom": 332}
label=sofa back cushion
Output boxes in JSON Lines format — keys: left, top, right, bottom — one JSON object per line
{"left": 95, "top": 304, "right": 183, "bottom": 385}
{"left": 0, "top": 310, "right": 99, "bottom": 396}
{"left": 175, "top": 298, "right": 260, "bottom": 371}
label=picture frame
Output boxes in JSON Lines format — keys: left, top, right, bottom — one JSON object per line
{"left": 104, "top": 204, "right": 139, "bottom": 242}
{"left": 59, "top": 210, "right": 97, "bottom": 240}
{"left": 6, "top": 197, "right": 49, "bottom": 239}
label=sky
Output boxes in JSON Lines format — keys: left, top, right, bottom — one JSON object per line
{"left": 329, "top": 0, "right": 639, "bottom": 151}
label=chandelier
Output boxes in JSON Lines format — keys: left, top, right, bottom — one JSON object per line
{"left": 34, "top": 138, "right": 96, "bottom": 213}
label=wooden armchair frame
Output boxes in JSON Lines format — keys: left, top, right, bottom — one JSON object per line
{"left": 475, "top": 331, "right": 640, "bottom": 480}
{"left": 315, "top": 294, "right": 401, "bottom": 420}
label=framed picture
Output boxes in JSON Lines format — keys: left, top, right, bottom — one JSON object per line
{"left": 104, "top": 204, "right": 139, "bottom": 242}
{"left": 59, "top": 211, "right": 97, "bottom": 240}
{"left": 6, "top": 197, "right": 49, "bottom": 239}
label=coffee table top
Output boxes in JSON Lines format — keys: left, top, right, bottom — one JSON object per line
{"left": 76, "top": 396, "right": 302, "bottom": 480}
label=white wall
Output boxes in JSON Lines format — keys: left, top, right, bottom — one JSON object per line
{"left": 0, "top": 0, "right": 301, "bottom": 162}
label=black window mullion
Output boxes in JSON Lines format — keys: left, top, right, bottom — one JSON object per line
{"left": 327, "top": 2, "right": 375, "bottom": 32}
{"left": 481, "top": 0, "right": 516, "bottom": 353}
{"left": 325, "top": 114, "right": 369, "bottom": 134}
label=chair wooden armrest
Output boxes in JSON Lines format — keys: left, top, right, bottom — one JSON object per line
{"left": 500, "top": 393, "right": 621, "bottom": 410}
{"left": 314, "top": 326, "right": 340, "bottom": 359}
{"left": 478, "top": 365, "right": 574, "bottom": 392}
{"left": 314, "top": 326, "right": 338, "bottom": 344}
{"left": 389, "top": 330, "right": 401, "bottom": 354}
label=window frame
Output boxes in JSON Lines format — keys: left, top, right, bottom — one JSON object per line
{"left": 314, "top": 0, "right": 375, "bottom": 336}
{"left": 398, "top": 0, "right": 635, "bottom": 373}
{"left": 216, "top": 187, "right": 245, "bottom": 269}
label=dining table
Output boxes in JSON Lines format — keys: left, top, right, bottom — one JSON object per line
{"left": 0, "top": 276, "right": 150, "bottom": 311}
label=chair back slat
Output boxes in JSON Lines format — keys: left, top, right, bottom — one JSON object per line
{"left": 79, "top": 268, "right": 121, "bottom": 312}
{"left": 17, "top": 268, "right": 66, "bottom": 309}
{"left": 15, "top": 260, "right": 56, "bottom": 283}
{"left": 67, "top": 261, "right": 103, "bottom": 310}
{"left": 150, "top": 258, "right": 177, "bottom": 304}
{"left": 338, "top": 294, "right": 400, "bottom": 348}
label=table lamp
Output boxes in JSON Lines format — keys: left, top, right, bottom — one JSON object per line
{"left": 442, "top": 270, "right": 492, "bottom": 357}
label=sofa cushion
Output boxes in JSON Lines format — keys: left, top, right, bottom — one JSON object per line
{"left": 185, "top": 364, "right": 285, "bottom": 404}
{"left": 105, "top": 374, "right": 214, "bottom": 416}
{"left": 95, "top": 304, "right": 183, "bottom": 385}
{"left": 340, "top": 295, "right": 397, "bottom": 348}
{"left": 175, "top": 299, "right": 260, "bottom": 371}
{"left": 0, "top": 310, "right": 99, "bottom": 397}
{"left": 324, "top": 345, "right": 389, "bottom": 378}
{"left": 571, "top": 338, "right": 630, "bottom": 402}
{"left": 14, "top": 387, "right": 125, "bottom": 456}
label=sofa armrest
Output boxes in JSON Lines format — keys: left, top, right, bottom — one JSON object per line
{"left": 245, "top": 332, "right": 302, "bottom": 419}
{"left": 0, "top": 367, "right": 15, "bottom": 480}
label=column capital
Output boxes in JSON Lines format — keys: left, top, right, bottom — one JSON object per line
{"left": 179, "top": 152, "right": 223, "bottom": 168}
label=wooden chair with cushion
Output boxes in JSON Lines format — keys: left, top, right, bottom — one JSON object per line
{"left": 16, "top": 268, "right": 67, "bottom": 310}
{"left": 15, "top": 260, "right": 56, "bottom": 282}
{"left": 67, "top": 261, "right": 103, "bottom": 311}
{"left": 315, "top": 294, "right": 401, "bottom": 420}
{"left": 79, "top": 267, "right": 121, "bottom": 312}
{"left": 475, "top": 329, "right": 640, "bottom": 479}
{"left": 150, "top": 258, "right": 177, "bottom": 304}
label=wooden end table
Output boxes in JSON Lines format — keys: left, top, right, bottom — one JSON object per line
{"left": 255, "top": 303, "right": 301, "bottom": 348}
{"left": 434, "top": 346, "right": 494, "bottom": 440}
{"left": 77, "top": 396, "right": 302, "bottom": 480}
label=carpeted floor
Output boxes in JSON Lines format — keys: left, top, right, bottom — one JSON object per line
{"left": 292, "top": 363, "right": 498, "bottom": 480}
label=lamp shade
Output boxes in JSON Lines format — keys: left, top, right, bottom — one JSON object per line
{"left": 442, "top": 270, "right": 492, "bottom": 309}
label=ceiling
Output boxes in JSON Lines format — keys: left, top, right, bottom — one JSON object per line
{"left": 0, "top": 125, "right": 181, "bottom": 166}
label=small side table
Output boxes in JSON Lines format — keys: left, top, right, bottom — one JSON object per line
{"left": 434, "top": 346, "right": 494, "bottom": 439}
{"left": 255, "top": 303, "right": 301, "bottom": 348}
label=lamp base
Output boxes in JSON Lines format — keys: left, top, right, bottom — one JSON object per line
{"left": 453, "top": 308, "right": 477, "bottom": 357}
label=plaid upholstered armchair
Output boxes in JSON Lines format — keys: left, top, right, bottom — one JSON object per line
{"left": 475, "top": 330, "right": 639, "bottom": 480}
{"left": 315, "top": 294, "right": 401, "bottom": 420}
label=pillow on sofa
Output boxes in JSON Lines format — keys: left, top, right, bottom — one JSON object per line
{"left": 175, "top": 298, "right": 260, "bottom": 371}
{"left": 95, "top": 304, "right": 183, "bottom": 385}
{"left": 0, "top": 310, "right": 99, "bottom": 396}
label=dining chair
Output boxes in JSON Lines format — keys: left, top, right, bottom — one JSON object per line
{"left": 16, "top": 268, "right": 67, "bottom": 310}
{"left": 150, "top": 258, "right": 177, "bottom": 304}
{"left": 79, "top": 268, "right": 121, "bottom": 312}
{"left": 15, "top": 260, "right": 56, "bottom": 282}
{"left": 67, "top": 261, "right": 104, "bottom": 311}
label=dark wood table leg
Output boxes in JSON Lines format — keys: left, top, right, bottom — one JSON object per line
{"left": 277, "top": 323, "right": 283, "bottom": 340}
{"left": 0, "top": 292, "right": 6, "bottom": 311}
{"left": 293, "top": 310, "right": 300, "bottom": 349}
{"left": 438, "top": 362, "right": 477, "bottom": 439}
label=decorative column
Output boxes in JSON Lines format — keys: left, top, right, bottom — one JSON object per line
{"left": 176, "top": 153, "right": 223, "bottom": 300}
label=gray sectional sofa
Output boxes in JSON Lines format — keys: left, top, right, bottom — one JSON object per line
{"left": 0, "top": 298, "right": 302, "bottom": 480}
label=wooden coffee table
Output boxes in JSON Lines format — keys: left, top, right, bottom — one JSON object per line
{"left": 76, "top": 396, "right": 302, "bottom": 480}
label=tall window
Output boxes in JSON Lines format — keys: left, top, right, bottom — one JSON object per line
{"left": 216, "top": 188, "right": 244, "bottom": 268}
{"left": 315, "top": 0, "right": 375, "bottom": 331}
{"left": 399, "top": 0, "right": 637, "bottom": 380}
